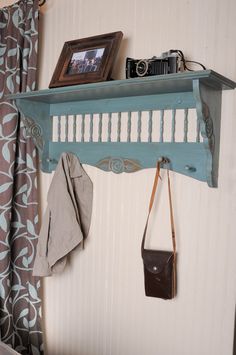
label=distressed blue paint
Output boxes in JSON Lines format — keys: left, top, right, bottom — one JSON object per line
{"left": 192, "top": 80, "right": 214, "bottom": 186}
{"left": 11, "top": 70, "right": 236, "bottom": 104}
{"left": 48, "top": 92, "right": 195, "bottom": 116}
{"left": 48, "top": 141, "right": 209, "bottom": 182}
{"left": 15, "top": 99, "right": 51, "bottom": 172}
{"left": 12, "top": 71, "right": 236, "bottom": 187}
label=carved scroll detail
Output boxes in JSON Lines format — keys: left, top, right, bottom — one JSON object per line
{"left": 202, "top": 102, "right": 215, "bottom": 153}
{"left": 97, "top": 157, "right": 141, "bottom": 174}
{"left": 23, "top": 116, "right": 44, "bottom": 151}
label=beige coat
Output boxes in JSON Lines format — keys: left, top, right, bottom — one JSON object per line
{"left": 33, "top": 153, "right": 93, "bottom": 277}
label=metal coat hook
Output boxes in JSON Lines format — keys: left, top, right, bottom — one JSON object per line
{"left": 46, "top": 157, "right": 58, "bottom": 164}
{"left": 158, "top": 157, "right": 170, "bottom": 165}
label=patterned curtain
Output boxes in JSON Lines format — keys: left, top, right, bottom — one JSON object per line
{"left": 0, "top": 0, "right": 43, "bottom": 354}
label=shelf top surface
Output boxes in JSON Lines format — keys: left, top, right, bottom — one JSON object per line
{"left": 9, "top": 70, "right": 236, "bottom": 104}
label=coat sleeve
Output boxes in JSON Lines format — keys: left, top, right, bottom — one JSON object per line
{"left": 33, "top": 204, "right": 68, "bottom": 277}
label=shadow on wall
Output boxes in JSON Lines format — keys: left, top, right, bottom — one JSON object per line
{"left": 234, "top": 305, "right": 236, "bottom": 355}
{"left": 111, "top": 37, "right": 129, "bottom": 80}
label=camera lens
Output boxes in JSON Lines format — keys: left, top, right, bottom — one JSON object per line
{"left": 136, "top": 60, "right": 149, "bottom": 77}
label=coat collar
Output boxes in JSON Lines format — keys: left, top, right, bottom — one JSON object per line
{"left": 62, "top": 152, "right": 83, "bottom": 178}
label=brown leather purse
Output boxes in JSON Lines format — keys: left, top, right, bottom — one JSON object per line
{"left": 141, "top": 160, "right": 177, "bottom": 300}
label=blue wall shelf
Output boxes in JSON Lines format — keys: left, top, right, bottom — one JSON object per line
{"left": 10, "top": 70, "right": 236, "bottom": 187}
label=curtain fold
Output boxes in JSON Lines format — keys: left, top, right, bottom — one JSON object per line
{"left": 0, "top": 0, "right": 43, "bottom": 354}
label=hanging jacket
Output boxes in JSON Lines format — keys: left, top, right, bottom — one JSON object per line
{"left": 33, "top": 152, "right": 93, "bottom": 277}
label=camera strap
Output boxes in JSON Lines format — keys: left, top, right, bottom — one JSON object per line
{"left": 170, "top": 49, "right": 206, "bottom": 71}
{"left": 141, "top": 161, "right": 176, "bottom": 255}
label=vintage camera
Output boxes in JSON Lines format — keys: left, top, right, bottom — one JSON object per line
{"left": 126, "top": 50, "right": 183, "bottom": 79}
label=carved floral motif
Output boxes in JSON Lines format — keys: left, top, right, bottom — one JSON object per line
{"left": 97, "top": 157, "right": 141, "bottom": 174}
{"left": 202, "top": 102, "right": 215, "bottom": 153}
{"left": 23, "top": 116, "right": 44, "bottom": 151}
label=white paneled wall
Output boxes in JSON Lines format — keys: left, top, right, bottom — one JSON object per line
{"left": 2, "top": 0, "right": 236, "bottom": 354}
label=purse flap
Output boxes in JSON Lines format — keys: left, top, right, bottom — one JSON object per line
{"left": 142, "top": 249, "right": 174, "bottom": 274}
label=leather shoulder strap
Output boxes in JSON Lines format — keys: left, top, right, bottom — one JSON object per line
{"left": 167, "top": 169, "right": 176, "bottom": 254}
{"left": 141, "top": 161, "right": 176, "bottom": 254}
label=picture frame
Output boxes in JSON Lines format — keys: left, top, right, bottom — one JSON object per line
{"left": 49, "top": 31, "right": 123, "bottom": 88}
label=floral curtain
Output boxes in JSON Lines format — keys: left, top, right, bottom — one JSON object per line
{"left": 0, "top": 0, "right": 43, "bottom": 354}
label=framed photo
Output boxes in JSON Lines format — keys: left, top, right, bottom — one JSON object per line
{"left": 49, "top": 31, "right": 123, "bottom": 88}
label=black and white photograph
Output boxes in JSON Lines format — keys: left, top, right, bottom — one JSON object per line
{"left": 67, "top": 48, "right": 105, "bottom": 75}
